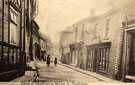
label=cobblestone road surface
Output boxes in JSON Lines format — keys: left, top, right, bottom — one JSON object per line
{"left": 35, "top": 62, "right": 105, "bottom": 82}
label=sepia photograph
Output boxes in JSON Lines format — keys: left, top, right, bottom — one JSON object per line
{"left": 0, "top": 0, "right": 135, "bottom": 84}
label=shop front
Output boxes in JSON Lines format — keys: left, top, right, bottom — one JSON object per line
{"left": 86, "top": 42, "right": 111, "bottom": 75}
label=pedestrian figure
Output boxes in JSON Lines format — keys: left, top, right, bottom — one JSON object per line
{"left": 46, "top": 55, "right": 50, "bottom": 66}
{"left": 54, "top": 57, "right": 57, "bottom": 66}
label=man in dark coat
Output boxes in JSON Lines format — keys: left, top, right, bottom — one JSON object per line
{"left": 54, "top": 57, "right": 57, "bottom": 66}
{"left": 46, "top": 55, "right": 50, "bottom": 66}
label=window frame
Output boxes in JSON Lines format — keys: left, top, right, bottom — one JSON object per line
{"left": 10, "top": 7, "right": 19, "bottom": 46}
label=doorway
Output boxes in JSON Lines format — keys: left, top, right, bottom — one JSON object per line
{"left": 93, "top": 49, "right": 98, "bottom": 72}
{"left": 87, "top": 49, "right": 97, "bottom": 72}
{"left": 128, "top": 31, "right": 135, "bottom": 76}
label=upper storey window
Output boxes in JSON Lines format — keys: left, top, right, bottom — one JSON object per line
{"left": 104, "top": 19, "right": 110, "bottom": 39}
{"left": 10, "top": 7, "right": 20, "bottom": 46}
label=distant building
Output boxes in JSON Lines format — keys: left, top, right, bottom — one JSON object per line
{"left": 38, "top": 32, "right": 52, "bottom": 61}
{"left": 59, "top": 27, "right": 75, "bottom": 64}
{"left": 32, "top": 20, "right": 40, "bottom": 60}
{"left": 51, "top": 43, "right": 60, "bottom": 60}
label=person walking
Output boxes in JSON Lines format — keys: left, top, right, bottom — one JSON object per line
{"left": 54, "top": 57, "right": 57, "bottom": 66}
{"left": 46, "top": 55, "right": 50, "bottom": 66}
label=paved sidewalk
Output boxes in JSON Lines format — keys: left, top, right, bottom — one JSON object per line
{"left": 11, "top": 61, "right": 37, "bottom": 82}
{"left": 58, "top": 62, "right": 121, "bottom": 83}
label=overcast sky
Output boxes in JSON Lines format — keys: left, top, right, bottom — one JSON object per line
{"left": 35, "top": 0, "right": 129, "bottom": 43}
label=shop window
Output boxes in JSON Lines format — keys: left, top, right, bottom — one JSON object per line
{"left": 3, "top": 46, "right": 8, "bottom": 66}
{"left": 9, "top": 48, "right": 13, "bottom": 64}
{"left": 1, "top": 46, "right": 8, "bottom": 72}
{"left": 87, "top": 50, "right": 94, "bottom": 68}
{"left": 87, "top": 42, "right": 111, "bottom": 74}
{"left": 13, "top": 49, "right": 16, "bottom": 64}
{"left": 98, "top": 48, "right": 110, "bottom": 72}
{"left": 15, "top": 49, "right": 18, "bottom": 63}
{"left": 16, "top": 49, "right": 20, "bottom": 63}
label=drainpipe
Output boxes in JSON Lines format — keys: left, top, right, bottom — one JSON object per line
{"left": 30, "top": 0, "right": 33, "bottom": 61}
{"left": 1, "top": 0, "right": 4, "bottom": 71}
{"left": 8, "top": 0, "right": 11, "bottom": 65}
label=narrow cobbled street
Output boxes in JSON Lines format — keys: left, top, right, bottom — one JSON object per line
{"left": 35, "top": 62, "right": 105, "bottom": 82}
{"left": 1, "top": 0, "right": 135, "bottom": 83}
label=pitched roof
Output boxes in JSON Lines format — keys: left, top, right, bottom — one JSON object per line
{"left": 38, "top": 31, "right": 53, "bottom": 46}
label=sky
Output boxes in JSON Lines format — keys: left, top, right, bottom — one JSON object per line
{"left": 35, "top": 0, "right": 129, "bottom": 43}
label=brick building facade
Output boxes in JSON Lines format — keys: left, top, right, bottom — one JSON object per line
{"left": 0, "top": 0, "right": 41, "bottom": 81}
{"left": 0, "top": 0, "right": 26, "bottom": 81}
{"left": 59, "top": 0, "right": 135, "bottom": 81}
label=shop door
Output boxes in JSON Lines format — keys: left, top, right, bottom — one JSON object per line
{"left": 128, "top": 32, "right": 135, "bottom": 75}
{"left": 93, "top": 49, "right": 98, "bottom": 72}
{"left": 87, "top": 49, "right": 97, "bottom": 72}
